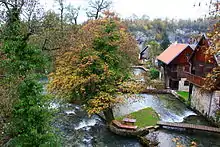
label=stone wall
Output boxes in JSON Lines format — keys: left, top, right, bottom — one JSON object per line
{"left": 210, "top": 91, "right": 220, "bottom": 123}
{"left": 191, "top": 85, "right": 220, "bottom": 125}
{"left": 178, "top": 78, "right": 189, "bottom": 92}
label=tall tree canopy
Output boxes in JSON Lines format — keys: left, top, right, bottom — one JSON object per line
{"left": 0, "top": 0, "right": 59, "bottom": 146}
{"left": 48, "top": 12, "right": 138, "bottom": 122}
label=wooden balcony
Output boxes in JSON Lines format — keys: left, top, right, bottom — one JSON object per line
{"left": 185, "top": 72, "right": 205, "bottom": 87}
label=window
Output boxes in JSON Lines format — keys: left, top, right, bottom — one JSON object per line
{"left": 184, "top": 81, "right": 189, "bottom": 86}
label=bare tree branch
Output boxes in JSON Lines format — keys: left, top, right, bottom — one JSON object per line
{"left": 0, "top": 0, "right": 12, "bottom": 10}
{"left": 65, "top": 4, "right": 80, "bottom": 25}
{"left": 86, "top": 0, "right": 112, "bottom": 19}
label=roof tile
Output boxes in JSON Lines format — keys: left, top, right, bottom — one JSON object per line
{"left": 157, "top": 43, "right": 190, "bottom": 65}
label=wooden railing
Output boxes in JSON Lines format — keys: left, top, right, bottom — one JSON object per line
{"left": 157, "top": 121, "right": 220, "bottom": 133}
{"left": 185, "top": 72, "right": 205, "bottom": 87}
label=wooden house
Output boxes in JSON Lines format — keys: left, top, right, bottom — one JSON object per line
{"left": 185, "top": 34, "right": 220, "bottom": 122}
{"left": 157, "top": 43, "right": 193, "bottom": 90}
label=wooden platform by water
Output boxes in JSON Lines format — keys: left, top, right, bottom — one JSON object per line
{"left": 157, "top": 121, "right": 220, "bottom": 133}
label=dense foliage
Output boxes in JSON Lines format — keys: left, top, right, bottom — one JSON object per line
{"left": 0, "top": 3, "right": 59, "bottom": 146}
{"left": 124, "top": 17, "right": 210, "bottom": 44}
{"left": 9, "top": 77, "right": 59, "bottom": 146}
{"left": 149, "top": 68, "right": 160, "bottom": 79}
{"left": 48, "top": 13, "right": 138, "bottom": 121}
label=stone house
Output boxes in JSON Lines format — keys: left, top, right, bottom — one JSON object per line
{"left": 157, "top": 43, "right": 193, "bottom": 91}
{"left": 186, "top": 34, "right": 220, "bottom": 124}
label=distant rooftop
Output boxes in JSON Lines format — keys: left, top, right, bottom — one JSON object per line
{"left": 157, "top": 43, "right": 192, "bottom": 65}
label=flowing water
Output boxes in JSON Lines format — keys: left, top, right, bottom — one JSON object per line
{"left": 50, "top": 68, "right": 220, "bottom": 147}
{"left": 52, "top": 102, "right": 140, "bottom": 147}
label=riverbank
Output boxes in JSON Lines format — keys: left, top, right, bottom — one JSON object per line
{"left": 170, "top": 90, "right": 220, "bottom": 127}
{"left": 109, "top": 121, "right": 160, "bottom": 146}
{"left": 112, "top": 93, "right": 220, "bottom": 147}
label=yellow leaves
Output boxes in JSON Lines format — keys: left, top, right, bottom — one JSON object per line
{"left": 48, "top": 15, "right": 139, "bottom": 118}
{"left": 87, "top": 91, "right": 122, "bottom": 115}
{"left": 119, "top": 81, "right": 144, "bottom": 94}
{"left": 202, "top": 66, "right": 220, "bottom": 91}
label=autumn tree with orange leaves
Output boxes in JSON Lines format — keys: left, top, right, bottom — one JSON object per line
{"left": 202, "top": 1, "right": 220, "bottom": 91}
{"left": 202, "top": 22, "right": 220, "bottom": 91}
{"left": 48, "top": 12, "right": 139, "bottom": 123}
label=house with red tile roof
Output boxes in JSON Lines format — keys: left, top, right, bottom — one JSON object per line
{"left": 185, "top": 34, "right": 220, "bottom": 124}
{"left": 157, "top": 43, "right": 193, "bottom": 90}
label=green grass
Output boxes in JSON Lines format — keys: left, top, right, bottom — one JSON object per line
{"left": 116, "top": 107, "right": 160, "bottom": 128}
{"left": 177, "top": 91, "right": 189, "bottom": 101}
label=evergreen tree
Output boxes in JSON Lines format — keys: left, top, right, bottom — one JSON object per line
{"left": 160, "top": 32, "right": 170, "bottom": 50}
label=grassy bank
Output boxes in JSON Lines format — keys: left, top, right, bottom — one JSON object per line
{"left": 177, "top": 91, "right": 189, "bottom": 102}
{"left": 116, "top": 107, "right": 160, "bottom": 128}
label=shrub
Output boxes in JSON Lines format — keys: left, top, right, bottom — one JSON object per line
{"left": 151, "top": 80, "right": 165, "bottom": 89}
{"left": 149, "top": 68, "right": 159, "bottom": 79}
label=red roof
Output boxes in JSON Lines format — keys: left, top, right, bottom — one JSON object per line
{"left": 157, "top": 43, "right": 191, "bottom": 65}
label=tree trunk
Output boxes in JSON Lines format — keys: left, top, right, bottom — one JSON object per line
{"left": 74, "top": 18, "right": 77, "bottom": 25}
{"left": 60, "top": 6, "right": 64, "bottom": 33}
{"left": 103, "top": 107, "right": 114, "bottom": 123}
{"left": 95, "top": 11, "right": 99, "bottom": 19}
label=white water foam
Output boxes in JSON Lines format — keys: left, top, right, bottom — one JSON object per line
{"left": 83, "top": 136, "right": 93, "bottom": 143}
{"left": 75, "top": 119, "right": 97, "bottom": 130}
{"left": 65, "top": 110, "right": 76, "bottom": 115}
{"left": 75, "top": 106, "right": 80, "bottom": 110}
{"left": 49, "top": 102, "right": 60, "bottom": 109}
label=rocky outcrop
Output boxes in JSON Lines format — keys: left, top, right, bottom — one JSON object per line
{"left": 138, "top": 136, "right": 159, "bottom": 147}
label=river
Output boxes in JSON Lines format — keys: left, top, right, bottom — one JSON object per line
{"left": 51, "top": 68, "right": 220, "bottom": 147}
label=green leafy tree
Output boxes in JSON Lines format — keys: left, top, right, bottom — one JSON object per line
{"left": 147, "top": 41, "right": 162, "bottom": 65}
{"left": 0, "top": 0, "right": 59, "bottom": 146}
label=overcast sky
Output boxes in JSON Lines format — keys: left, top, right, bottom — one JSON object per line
{"left": 41, "top": 0, "right": 210, "bottom": 23}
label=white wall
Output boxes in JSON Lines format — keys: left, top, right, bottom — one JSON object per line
{"left": 178, "top": 78, "right": 189, "bottom": 92}
{"left": 191, "top": 85, "right": 220, "bottom": 123}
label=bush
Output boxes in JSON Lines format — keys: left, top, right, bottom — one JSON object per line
{"left": 149, "top": 68, "right": 159, "bottom": 79}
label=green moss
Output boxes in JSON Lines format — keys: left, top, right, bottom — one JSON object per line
{"left": 177, "top": 91, "right": 189, "bottom": 102}
{"left": 116, "top": 107, "right": 160, "bottom": 128}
